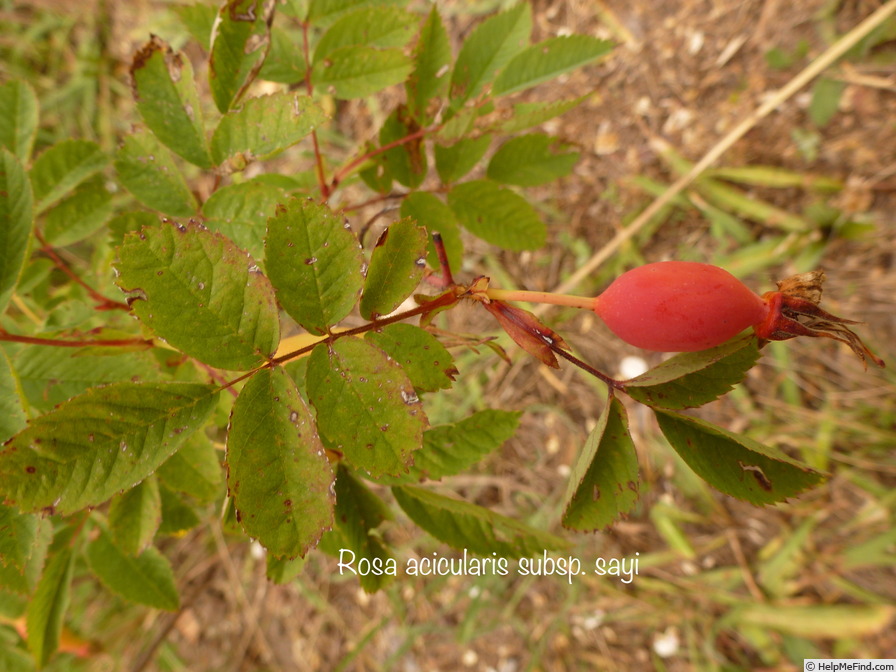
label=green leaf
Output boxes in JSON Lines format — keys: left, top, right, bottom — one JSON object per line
{"left": 312, "top": 45, "right": 413, "bottom": 99}
{"left": 0, "top": 505, "right": 51, "bottom": 574}
{"left": 108, "top": 477, "right": 162, "bottom": 556}
{"left": 376, "top": 109, "right": 427, "bottom": 189}
{"left": 130, "top": 35, "right": 212, "bottom": 169}
{"left": 314, "top": 6, "right": 417, "bottom": 62}
{"left": 201, "top": 177, "right": 287, "bottom": 263}
{"left": 0, "top": 149, "right": 33, "bottom": 315}
{"left": 809, "top": 76, "right": 846, "bottom": 127}
{"left": 486, "top": 133, "right": 579, "bottom": 186}
{"left": 448, "top": 3, "right": 531, "bottom": 110}
{"left": 226, "top": 367, "right": 334, "bottom": 558}
{"left": 85, "top": 523, "right": 179, "bottom": 610}
{"left": 496, "top": 96, "right": 589, "bottom": 133}
{"left": 406, "top": 6, "right": 451, "bottom": 122}
{"left": 435, "top": 134, "right": 492, "bottom": 183}
{"left": 42, "top": 176, "right": 112, "bottom": 247}
{"left": 29, "top": 139, "right": 106, "bottom": 214}
{"left": 360, "top": 218, "right": 427, "bottom": 319}
{"left": 13, "top": 346, "right": 162, "bottom": 414}
{"left": 208, "top": 0, "right": 275, "bottom": 112}
{"left": 265, "top": 553, "right": 306, "bottom": 584}
{"left": 561, "top": 396, "right": 639, "bottom": 531}
{"left": 365, "top": 324, "right": 456, "bottom": 393}
{"left": 447, "top": 179, "right": 546, "bottom": 251}
{"left": 493, "top": 35, "right": 613, "bottom": 96}
{"left": 0, "top": 382, "right": 218, "bottom": 514}
{"left": 114, "top": 129, "right": 198, "bottom": 217}
{"left": 26, "top": 544, "right": 74, "bottom": 668}
{"left": 399, "top": 191, "right": 463, "bottom": 277}
{"left": 0, "top": 512, "right": 51, "bottom": 595}
{"left": 0, "top": 80, "right": 39, "bottom": 161}
{"left": 624, "top": 334, "right": 760, "bottom": 409}
{"left": 655, "top": 410, "right": 825, "bottom": 505}
{"left": 331, "top": 465, "right": 394, "bottom": 592}
{"left": 157, "top": 431, "right": 222, "bottom": 503}
{"left": 376, "top": 409, "right": 520, "bottom": 485}
{"left": 306, "top": 338, "right": 426, "bottom": 477}
{"left": 392, "top": 485, "right": 567, "bottom": 558}
{"left": 115, "top": 219, "right": 280, "bottom": 370}
{"left": 210, "top": 91, "right": 327, "bottom": 170}
{"left": 265, "top": 198, "right": 364, "bottom": 335}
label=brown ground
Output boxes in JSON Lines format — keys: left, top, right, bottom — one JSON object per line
{"left": 8, "top": 0, "right": 896, "bottom": 670}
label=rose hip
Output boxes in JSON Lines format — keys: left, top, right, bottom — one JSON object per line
{"left": 592, "top": 261, "right": 767, "bottom": 352}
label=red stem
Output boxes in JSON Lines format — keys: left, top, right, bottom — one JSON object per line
{"left": 34, "top": 230, "right": 129, "bottom": 311}
{"left": 300, "top": 20, "right": 330, "bottom": 199}
{"left": 0, "top": 329, "right": 153, "bottom": 349}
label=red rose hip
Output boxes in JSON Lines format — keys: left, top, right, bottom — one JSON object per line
{"left": 593, "top": 261, "right": 768, "bottom": 352}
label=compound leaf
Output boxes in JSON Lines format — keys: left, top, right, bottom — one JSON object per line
{"left": 306, "top": 338, "right": 426, "bottom": 478}
{"left": 0, "top": 80, "right": 39, "bottom": 161}
{"left": 265, "top": 198, "right": 364, "bottom": 335}
{"left": 448, "top": 3, "right": 531, "bottom": 110}
{"left": 360, "top": 217, "right": 427, "bottom": 319}
{"left": 487, "top": 133, "right": 580, "bottom": 186}
{"left": 655, "top": 409, "right": 825, "bottom": 505}
{"left": 562, "top": 396, "right": 639, "bottom": 531}
{"left": 114, "top": 129, "right": 198, "bottom": 217}
{"left": 392, "top": 485, "right": 567, "bottom": 558}
{"left": 130, "top": 35, "right": 212, "bottom": 168}
{"left": 312, "top": 45, "right": 412, "bottom": 99}
{"left": 227, "top": 367, "right": 334, "bottom": 558}
{"left": 447, "top": 179, "right": 545, "bottom": 251}
{"left": 0, "top": 382, "right": 218, "bottom": 515}
{"left": 29, "top": 139, "right": 106, "bottom": 214}
{"left": 209, "top": 0, "right": 275, "bottom": 112}
{"left": 115, "top": 219, "right": 280, "bottom": 370}
{"left": 624, "top": 334, "right": 759, "bottom": 409}
{"left": 0, "top": 149, "right": 33, "bottom": 314}
{"left": 210, "top": 91, "right": 326, "bottom": 170}
{"left": 85, "top": 523, "right": 179, "bottom": 610}
{"left": 493, "top": 35, "right": 613, "bottom": 96}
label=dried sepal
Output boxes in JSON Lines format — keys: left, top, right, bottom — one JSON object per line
{"left": 755, "top": 271, "right": 885, "bottom": 369}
